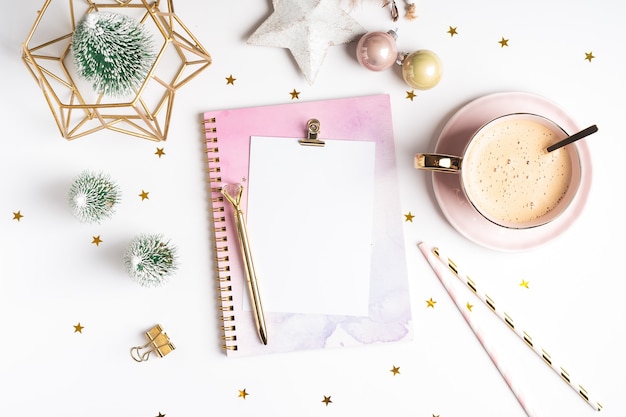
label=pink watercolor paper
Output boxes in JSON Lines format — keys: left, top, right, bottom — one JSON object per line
{"left": 204, "top": 94, "right": 412, "bottom": 356}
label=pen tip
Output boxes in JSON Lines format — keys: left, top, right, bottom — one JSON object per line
{"left": 260, "top": 329, "right": 268, "bottom": 345}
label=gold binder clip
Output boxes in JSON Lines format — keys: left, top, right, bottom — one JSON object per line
{"left": 130, "top": 324, "right": 175, "bottom": 362}
{"left": 299, "top": 118, "right": 325, "bottom": 147}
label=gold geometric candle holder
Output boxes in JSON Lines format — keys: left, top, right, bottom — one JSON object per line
{"left": 22, "top": 0, "right": 211, "bottom": 141}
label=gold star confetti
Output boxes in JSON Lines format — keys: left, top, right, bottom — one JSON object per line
{"left": 466, "top": 302, "right": 473, "bottom": 311}
{"left": 519, "top": 280, "right": 529, "bottom": 288}
{"left": 498, "top": 37, "right": 509, "bottom": 47}
{"left": 91, "top": 235, "right": 102, "bottom": 246}
{"left": 73, "top": 322, "right": 84, "bottom": 333}
{"left": 321, "top": 395, "right": 332, "bottom": 406}
{"left": 390, "top": 365, "right": 400, "bottom": 375}
{"left": 585, "top": 51, "right": 595, "bottom": 62}
{"left": 447, "top": 26, "right": 458, "bottom": 37}
{"left": 404, "top": 212, "right": 415, "bottom": 222}
{"left": 290, "top": 88, "right": 300, "bottom": 99}
{"left": 156, "top": 413, "right": 166, "bottom": 417}
{"left": 139, "top": 190, "right": 150, "bottom": 200}
{"left": 238, "top": 389, "right": 248, "bottom": 399}
{"left": 12, "top": 211, "right": 23, "bottom": 221}
{"left": 155, "top": 147, "right": 165, "bottom": 158}
{"left": 426, "top": 298, "right": 436, "bottom": 308}
{"left": 226, "top": 74, "right": 236, "bottom": 85}
{"left": 406, "top": 90, "right": 416, "bottom": 101}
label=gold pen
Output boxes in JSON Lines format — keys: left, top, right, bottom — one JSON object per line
{"left": 221, "top": 183, "right": 268, "bottom": 345}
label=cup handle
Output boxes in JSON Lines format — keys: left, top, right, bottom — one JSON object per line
{"left": 414, "top": 153, "right": 461, "bottom": 173}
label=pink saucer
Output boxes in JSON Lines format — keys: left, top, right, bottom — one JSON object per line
{"left": 432, "top": 91, "right": 592, "bottom": 252}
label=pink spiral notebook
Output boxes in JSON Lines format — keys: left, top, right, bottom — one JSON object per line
{"left": 203, "top": 94, "right": 413, "bottom": 356}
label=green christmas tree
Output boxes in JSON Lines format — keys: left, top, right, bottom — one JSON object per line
{"left": 68, "top": 170, "right": 121, "bottom": 223}
{"left": 124, "top": 234, "right": 178, "bottom": 287}
{"left": 71, "top": 11, "right": 156, "bottom": 97}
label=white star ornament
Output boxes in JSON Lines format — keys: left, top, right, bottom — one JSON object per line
{"left": 247, "top": 0, "right": 366, "bottom": 85}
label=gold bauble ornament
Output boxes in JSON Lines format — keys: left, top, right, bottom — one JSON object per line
{"left": 401, "top": 49, "right": 443, "bottom": 90}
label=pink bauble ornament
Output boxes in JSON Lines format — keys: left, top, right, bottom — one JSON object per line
{"left": 401, "top": 49, "right": 443, "bottom": 90}
{"left": 356, "top": 30, "right": 399, "bottom": 71}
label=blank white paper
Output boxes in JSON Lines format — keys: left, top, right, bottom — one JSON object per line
{"left": 245, "top": 136, "right": 376, "bottom": 316}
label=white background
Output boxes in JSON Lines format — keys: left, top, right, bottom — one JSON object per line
{"left": 1, "top": 1, "right": 623, "bottom": 416}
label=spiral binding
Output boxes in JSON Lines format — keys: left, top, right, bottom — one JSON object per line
{"left": 203, "top": 115, "right": 238, "bottom": 351}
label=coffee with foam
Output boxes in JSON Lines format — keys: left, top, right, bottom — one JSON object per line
{"left": 462, "top": 118, "right": 573, "bottom": 227}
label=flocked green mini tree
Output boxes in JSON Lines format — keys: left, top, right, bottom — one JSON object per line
{"left": 124, "top": 234, "right": 179, "bottom": 287}
{"left": 71, "top": 11, "right": 156, "bottom": 97}
{"left": 68, "top": 170, "right": 121, "bottom": 223}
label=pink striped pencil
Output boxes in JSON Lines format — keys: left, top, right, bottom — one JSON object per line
{"left": 418, "top": 242, "right": 540, "bottom": 417}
